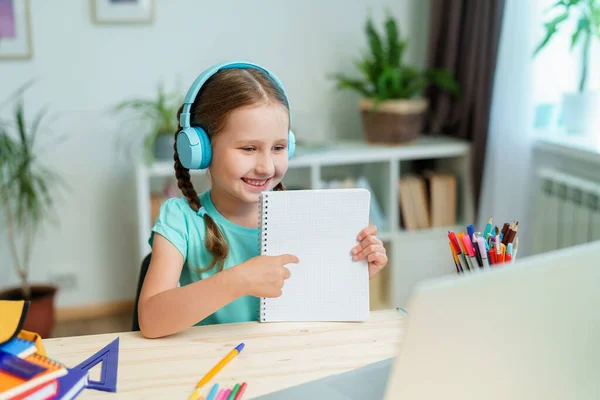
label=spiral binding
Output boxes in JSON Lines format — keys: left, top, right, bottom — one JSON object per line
{"left": 27, "top": 352, "right": 66, "bottom": 370}
{"left": 258, "top": 192, "right": 269, "bottom": 322}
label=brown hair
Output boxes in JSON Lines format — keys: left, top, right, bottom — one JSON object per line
{"left": 173, "top": 67, "right": 289, "bottom": 273}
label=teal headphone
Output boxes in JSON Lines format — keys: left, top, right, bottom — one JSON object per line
{"left": 176, "top": 61, "right": 296, "bottom": 170}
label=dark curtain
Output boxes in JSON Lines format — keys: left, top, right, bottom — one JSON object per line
{"left": 424, "top": 0, "right": 506, "bottom": 211}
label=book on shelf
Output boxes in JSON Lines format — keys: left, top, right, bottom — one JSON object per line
{"left": 398, "top": 171, "right": 457, "bottom": 230}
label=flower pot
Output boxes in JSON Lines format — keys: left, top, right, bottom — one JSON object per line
{"left": 0, "top": 284, "right": 58, "bottom": 338}
{"left": 562, "top": 91, "right": 600, "bottom": 135}
{"left": 154, "top": 133, "right": 175, "bottom": 161}
{"left": 359, "top": 98, "right": 428, "bottom": 144}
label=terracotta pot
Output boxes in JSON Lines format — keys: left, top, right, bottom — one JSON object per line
{"left": 0, "top": 284, "right": 58, "bottom": 338}
{"left": 359, "top": 98, "right": 428, "bottom": 144}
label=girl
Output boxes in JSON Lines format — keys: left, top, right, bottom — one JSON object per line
{"left": 138, "top": 62, "right": 388, "bottom": 339}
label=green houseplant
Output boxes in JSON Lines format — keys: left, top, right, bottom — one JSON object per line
{"left": 332, "top": 13, "right": 460, "bottom": 144}
{"left": 0, "top": 83, "right": 65, "bottom": 338}
{"left": 114, "top": 83, "right": 182, "bottom": 165}
{"left": 533, "top": 0, "right": 600, "bottom": 134}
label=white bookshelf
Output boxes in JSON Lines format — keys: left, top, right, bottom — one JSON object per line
{"left": 135, "top": 135, "right": 474, "bottom": 308}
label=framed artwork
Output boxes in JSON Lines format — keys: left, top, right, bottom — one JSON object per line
{"left": 91, "top": 0, "right": 155, "bottom": 25}
{"left": 0, "top": 0, "right": 32, "bottom": 60}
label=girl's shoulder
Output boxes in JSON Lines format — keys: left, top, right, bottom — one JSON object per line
{"left": 150, "top": 197, "right": 207, "bottom": 258}
{"left": 159, "top": 196, "right": 199, "bottom": 215}
{"left": 156, "top": 197, "right": 208, "bottom": 230}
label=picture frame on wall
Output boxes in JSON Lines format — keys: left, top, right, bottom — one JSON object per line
{"left": 91, "top": 0, "right": 155, "bottom": 25}
{"left": 0, "top": 0, "right": 32, "bottom": 60}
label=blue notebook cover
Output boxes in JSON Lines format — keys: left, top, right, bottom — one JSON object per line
{"left": 55, "top": 367, "right": 88, "bottom": 400}
{"left": 0, "top": 337, "right": 36, "bottom": 358}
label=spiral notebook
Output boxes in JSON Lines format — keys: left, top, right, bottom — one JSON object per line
{"left": 258, "top": 188, "right": 371, "bottom": 322}
{"left": 0, "top": 351, "right": 67, "bottom": 400}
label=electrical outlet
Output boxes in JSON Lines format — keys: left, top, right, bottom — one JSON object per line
{"left": 48, "top": 272, "right": 78, "bottom": 290}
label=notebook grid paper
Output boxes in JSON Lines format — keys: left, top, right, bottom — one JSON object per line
{"left": 258, "top": 188, "right": 371, "bottom": 322}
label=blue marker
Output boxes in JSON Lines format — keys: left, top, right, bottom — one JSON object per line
{"left": 467, "top": 224, "right": 475, "bottom": 240}
{"left": 207, "top": 383, "right": 219, "bottom": 400}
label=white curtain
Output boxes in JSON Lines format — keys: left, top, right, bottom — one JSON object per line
{"left": 477, "top": 0, "right": 537, "bottom": 257}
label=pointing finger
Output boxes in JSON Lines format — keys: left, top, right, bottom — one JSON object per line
{"left": 278, "top": 254, "right": 300, "bottom": 265}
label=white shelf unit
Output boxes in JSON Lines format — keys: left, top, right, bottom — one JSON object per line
{"left": 135, "top": 135, "right": 474, "bottom": 308}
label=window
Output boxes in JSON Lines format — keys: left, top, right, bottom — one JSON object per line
{"left": 532, "top": 0, "right": 600, "bottom": 133}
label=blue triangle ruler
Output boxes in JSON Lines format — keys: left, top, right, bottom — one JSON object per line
{"left": 74, "top": 337, "right": 119, "bottom": 392}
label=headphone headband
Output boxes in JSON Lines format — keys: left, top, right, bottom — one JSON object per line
{"left": 176, "top": 61, "right": 296, "bottom": 171}
{"left": 179, "top": 61, "right": 291, "bottom": 128}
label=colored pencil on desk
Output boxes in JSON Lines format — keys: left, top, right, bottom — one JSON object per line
{"left": 483, "top": 217, "right": 493, "bottom": 237}
{"left": 228, "top": 383, "right": 240, "bottom": 400}
{"left": 206, "top": 384, "right": 219, "bottom": 400}
{"left": 188, "top": 343, "right": 245, "bottom": 400}
{"left": 508, "top": 221, "right": 518, "bottom": 244}
{"left": 500, "top": 222, "right": 510, "bottom": 238}
{"left": 234, "top": 382, "right": 247, "bottom": 400}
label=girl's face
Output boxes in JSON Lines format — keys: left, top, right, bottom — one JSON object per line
{"left": 209, "top": 103, "right": 290, "bottom": 205}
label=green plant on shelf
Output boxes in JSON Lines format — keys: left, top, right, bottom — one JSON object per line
{"left": 114, "top": 82, "right": 182, "bottom": 165}
{"left": 330, "top": 11, "right": 461, "bottom": 108}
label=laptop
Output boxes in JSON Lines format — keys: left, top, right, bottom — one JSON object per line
{"left": 255, "top": 240, "right": 600, "bottom": 399}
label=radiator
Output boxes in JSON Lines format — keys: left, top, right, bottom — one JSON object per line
{"left": 532, "top": 168, "right": 600, "bottom": 254}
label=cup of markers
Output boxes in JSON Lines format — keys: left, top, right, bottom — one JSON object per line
{"left": 448, "top": 218, "right": 519, "bottom": 274}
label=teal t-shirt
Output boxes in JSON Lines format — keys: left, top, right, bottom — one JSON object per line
{"left": 148, "top": 190, "right": 260, "bottom": 326}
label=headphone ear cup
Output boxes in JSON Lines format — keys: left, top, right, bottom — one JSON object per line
{"left": 176, "top": 126, "right": 212, "bottom": 170}
{"left": 288, "top": 130, "right": 296, "bottom": 160}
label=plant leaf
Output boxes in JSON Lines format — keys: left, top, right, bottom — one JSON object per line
{"left": 365, "top": 15, "right": 385, "bottom": 77}
{"left": 426, "top": 69, "right": 462, "bottom": 98}
{"left": 384, "top": 13, "right": 401, "bottom": 67}
{"left": 353, "top": 55, "right": 378, "bottom": 91}
{"left": 533, "top": 11, "right": 570, "bottom": 56}
{"left": 333, "top": 74, "right": 372, "bottom": 97}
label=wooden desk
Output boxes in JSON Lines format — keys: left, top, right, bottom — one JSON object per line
{"left": 43, "top": 310, "right": 404, "bottom": 399}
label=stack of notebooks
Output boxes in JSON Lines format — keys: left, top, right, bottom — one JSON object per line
{"left": 398, "top": 171, "right": 457, "bottom": 230}
{"left": 0, "top": 336, "right": 88, "bottom": 400}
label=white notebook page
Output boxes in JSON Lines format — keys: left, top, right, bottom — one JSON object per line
{"left": 259, "top": 188, "right": 371, "bottom": 322}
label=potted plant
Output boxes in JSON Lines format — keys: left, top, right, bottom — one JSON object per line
{"left": 0, "top": 83, "right": 65, "bottom": 338}
{"left": 114, "top": 82, "right": 182, "bottom": 165}
{"left": 331, "top": 12, "right": 461, "bottom": 144}
{"left": 533, "top": 0, "right": 600, "bottom": 135}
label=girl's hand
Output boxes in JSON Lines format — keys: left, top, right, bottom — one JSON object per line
{"left": 351, "top": 224, "right": 387, "bottom": 279}
{"left": 233, "top": 254, "right": 300, "bottom": 298}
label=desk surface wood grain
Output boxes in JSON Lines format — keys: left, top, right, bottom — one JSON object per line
{"left": 42, "top": 309, "right": 404, "bottom": 399}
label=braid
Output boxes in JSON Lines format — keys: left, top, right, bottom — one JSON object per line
{"left": 173, "top": 107, "right": 229, "bottom": 273}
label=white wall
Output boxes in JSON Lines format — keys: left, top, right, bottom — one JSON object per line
{"left": 0, "top": 0, "right": 430, "bottom": 308}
